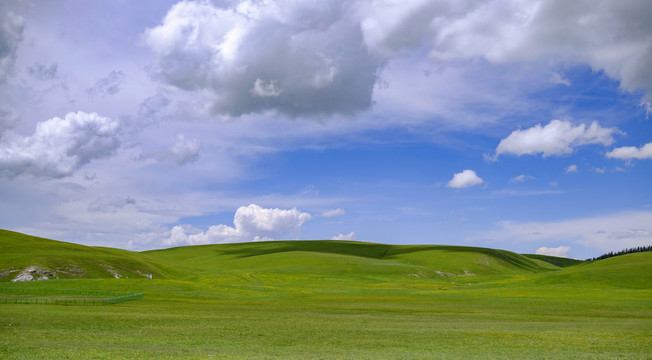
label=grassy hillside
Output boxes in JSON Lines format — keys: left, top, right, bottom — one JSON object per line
{"left": 0, "top": 230, "right": 178, "bottom": 281}
{"left": 525, "top": 252, "right": 652, "bottom": 289}
{"left": 1, "top": 230, "right": 651, "bottom": 359}
{"left": 524, "top": 253, "right": 584, "bottom": 267}
{"left": 142, "top": 240, "right": 561, "bottom": 282}
{"left": 2, "top": 230, "right": 561, "bottom": 283}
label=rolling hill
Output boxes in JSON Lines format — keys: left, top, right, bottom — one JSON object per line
{"left": 141, "top": 240, "right": 566, "bottom": 284}
{"left": 525, "top": 251, "right": 652, "bottom": 289}
{"left": 2, "top": 229, "right": 651, "bottom": 359}
{"left": 1, "top": 229, "right": 563, "bottom": 283}
{"left": 0, "top": 230, "right": 177, "bottom": 282}
{"left": 3, "top": 229, "right": 650, "bottom": 289}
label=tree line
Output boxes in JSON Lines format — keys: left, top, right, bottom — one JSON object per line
{"left": 586, "top": 245, "right": 652, "bottom": 261}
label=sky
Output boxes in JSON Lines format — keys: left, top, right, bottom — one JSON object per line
{"left": 1, "top": 0, "right": 651, "bottom": 259}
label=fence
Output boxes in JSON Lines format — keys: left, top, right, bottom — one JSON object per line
{"left": 0, "top": 287, "right": 144, "bottom": 306}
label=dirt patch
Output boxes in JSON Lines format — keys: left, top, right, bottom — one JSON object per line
{"left": 435, "top": 269, "right": 476, "bottom": 277}
{"left": 56, "top": 265, "right": 86, "bottom": 278}
{"left": 11, "top": 266, "right": 56, "bottom": 282}
{"left": 99, "top": 264, "right": 123, "bottom": 279}
{"left": 134, "top": 270, "right": 153, "bottom": 279}
{"left": 475, "top": 255, "right": 492, "bottom": 266}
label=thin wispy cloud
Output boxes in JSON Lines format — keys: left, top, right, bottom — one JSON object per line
{"left": 87, "top": 70, "right": 126, "bottom": 97}
{"left": 566, "top": 164, "right": 578, "bottom": 173}
{"left": 509, "top": 174, "right": 534, "bottom": 183}
{"left": 475, "top": 211, "right": 652, "bottom": 254}
{"left": 321, "top": 208, "right": 346, "bottom": 218}
{"left": 549, "top": 72, "right": 571, "bottom": 87}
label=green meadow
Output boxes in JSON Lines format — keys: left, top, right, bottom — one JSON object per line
{"left": 1, "top": 229, "right": 651, "bottom": 359}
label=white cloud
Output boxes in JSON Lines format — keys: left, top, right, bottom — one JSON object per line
{"left": 235, "top": 204, "right": 311, "bottom": 237}
{"left": 495, "top": 120, "right": 620, "bottom": 158}
{"left": 357, "top": 0, "right": 442, "bottom": 56}
{"left": 536, "top": 246, "right": 570, "bottom": 258}
{"left": 549, "top": 72, "right": 571, "bottom": 87}
{"left": 0, "top": 112, "right": 121, "bottom": 178}
{"left": 509, "top": 174, "right": 533, "bottom": 183}
{"left": 424, "top": 0, "right": 652, "bottom": 102}
{"left": 643, "top": 101, "right": 652, "bottom": 119}
{"left": 144, "top": 0, "right": 381, "bottom": 117}
{"left": 606, "top": 142, "right": 652, "bottom": 160}
{"left": 171, "top": 134, "right": 201, "bottom": 165}
{"left": 482, "top": 211, "right": 652, "bottom": 253}
{"left": 138, "top": 0, "right": 652, "bottom": 124}
{"left": 331, "top": 232, "right": 356, "bottom": 241}
{"left": 164, "top": 204, "right": 312, "bottom": 246}
{"left": 321, "top": 208, "right": 346, "bottom": 217}
{"left": 565, "top": 164, "right": 578, "bottom": 173}
{"left": 447, "top": 170, "right": 484, "bottom": 189}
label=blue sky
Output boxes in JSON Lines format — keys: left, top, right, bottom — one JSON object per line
{"left": 1, "top": 0, "right": 651, "bottom": 259}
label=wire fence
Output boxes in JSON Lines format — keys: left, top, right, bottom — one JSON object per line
{"left": 0, "top": 287, "right": 144, "bottom": 306}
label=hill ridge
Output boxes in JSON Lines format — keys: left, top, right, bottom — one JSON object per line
{"left": 2, "top": 230, "right": 562, "bottom": 283}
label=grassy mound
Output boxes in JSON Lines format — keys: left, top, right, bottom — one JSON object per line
{"left": 2, "top": 230, "right": 560, "bottom": 283}
{"left": 142, "top": 240, "right": 561, "bottom": 282}
{"left": 523, "top": 253, "right": 584, "bottom": 267}
{"left": 525, "top": 251, "right": 652, "bottom": 289}
{"left": 0, "top": 230, "right": 176, "bottom": 282}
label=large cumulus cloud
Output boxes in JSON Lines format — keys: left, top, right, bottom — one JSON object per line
{"left": 143, "top": 0, "right": 652, "bottom": 120}
{"left": 0, "top": 112, "right": 121, "bottom": 178}
{"left": 165, "top": 204, "right": 312, "bottom": 245}
{"left": 365, "top": 0, "right": 652, "bottom": 102}
{"left": 144, "top": 0, "right": 381, "bottom": 117}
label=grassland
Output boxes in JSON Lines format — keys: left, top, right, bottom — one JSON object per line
{"left": 1, "top": 229, "right": 651, "bottom": 359}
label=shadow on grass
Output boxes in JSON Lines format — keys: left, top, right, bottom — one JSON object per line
{"left": 212, "top": 241, "right": 554, "bottom": 272}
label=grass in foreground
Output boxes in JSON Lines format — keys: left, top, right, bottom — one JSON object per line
{"left": 1, "top": 230, "right": 651, "bottom": 359}
{"left": 1, "top": 276, "right": 650, "bottom": 359}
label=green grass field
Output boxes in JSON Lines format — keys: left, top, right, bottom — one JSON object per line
{"left": 1, "top": 229, "right": 651, "bottom": 359}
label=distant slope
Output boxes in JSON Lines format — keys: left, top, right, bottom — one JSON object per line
{"left": 523, "top": 254, "right": 584, "bottom": 267}
{"left": 526, "top": 252, "right": 652, "bottom": 289}
{"left": 0, "top": 230, "right": 573, "bottom": 284}
{"left": 0, "top": 230, "right": 177, "bottom": 282}
{"left": 143, "top": 240, "right": 561, "bottom": 280}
